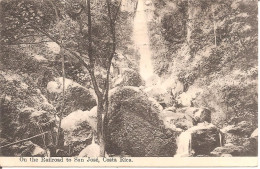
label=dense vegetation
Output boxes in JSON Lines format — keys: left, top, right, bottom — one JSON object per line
{"left": 148, "top": 0, "right": 258, "bottom": 127}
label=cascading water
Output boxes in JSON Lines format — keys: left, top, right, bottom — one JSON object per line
{"left": 219, "top": 132, "right": 223, "bottom": 147}
{"left": 174, "top": 131, "right": 192, "bottom": 157}
{"left": 133, "top": 0, "right": 154, "bottom": 81}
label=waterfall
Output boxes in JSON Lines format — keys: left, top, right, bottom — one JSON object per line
{"left": 174, "top": 131, "right": 192, "bottom": 157}
{"left": 133, "top": 0, "right": 154, "bottom": 81}
{"left": 219, "top": 132, "right": 223, "bottom": 147}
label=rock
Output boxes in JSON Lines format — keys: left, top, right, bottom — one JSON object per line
{"left": 210, "top": 143, "right": 244, "bottom": 157}
{"left": 164, "top": 106, "right": 176, "bottom": 112}
{"left": 31, "top": 144, "right": 46, "bottom": 157}
{"left": 144, "top": 85, "right": 173, "bottom": 107}
{"left": 159, "top": 109, "right": 193, "bottom": 131}
{"left": 189, "top": 123, "right": 222, "bottom": 156}
{"left": 221, "top": 121, "right": 255, "bottom": 146}
{"left": 222, "top": 132, "right": 246, "bottom": 146}
{"left": 61, "top": 109, "right": 97, "bottom": 156}
{"left": 147, "top": 97, "right": 164, "bottom": 115}
{"left": 242, "top": 137, "right": 258, "bottom": 156}
{"left": 221, "top": 154, "right": 233, "bottom": 157}
{"left": 176, "top": 92, "right": 193, "bottom": 107}
{"left": 171, "top": 80, "right": 184, "bottom": 98}
{"left": 175, "top": 86, "right": 203, "bottom": 107}
{"left": 193, "top": 108, "right": 211, "bottom": 125}
{"left": 78, "top": 136, "right": 100, "bottom": 157}
{"left": 61, "top": 109, "right": 97, "bottom": 131}
{"left": 250, "top": 128, "right": 258, "bottom": 138}
{"left": 56, "top": 149, "right": 69, "bottom": 157}
{"left": 211, "top": 137, "right": 258, "bottom": 157}
{"left": 47, "top": 77, "right": 96, "bottom": 116}
{"left": 105, "top": 86, "right": 177, "bottom": 157}
{"left": 222, "top": 121, "right": 255, "bottom": 136}
{"left": 145, "top": 0, "right": 152, "bottom": 6}
{"left": 113, "top": 68, "right": 144, "bottom": 87}
{"left": 160, "top": 107, "right": 212, "bottom": 132}
{"left": 4, "top": 141, "right": 46, "bottom": 157}
{"left": 218, "top": 124, "right": 258, "bottom": 157}
{"left": 176, "top": 107, "right": 211, "bottom": 125}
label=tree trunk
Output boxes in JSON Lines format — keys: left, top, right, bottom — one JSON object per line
{"left": 97, "top": 97, "right": 105, "bottom": 157}
{"left": 212, "top": 4, "right": 217, "bottom": 47}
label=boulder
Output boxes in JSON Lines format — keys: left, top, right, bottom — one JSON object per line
{"left": 144, "top": 85, "right": 173, "bottom": 107}
{"left": 159, "top": 107, "right": 212, "bottom": 132}
{"left": 176, "top": 92, "right": 192, "bottom": 107}
{"left": 47, "top": 77, "right": 96, "bottom": 116}
{"left": 222, "top": 121, "right": 255, "bottom": 137}
{"left": 148, "top": 97, "right": 164, "bottom": 113}
{"left": 189, "top": 123, "right": 222, "bottom": 156}
{"left": 105, "top": 86, "right": 177, "bottom": 157}
{"left": 61, "top": 108, "right": 97, "bottom": 156}
{"left": 175, "top": 86, "right": 203, "bottom": 107}
{"left": 221, "top": 121, "right": 255, "bottom": 146}
{"left": 171, "top": 81, "right": 184, "bottom": 98}
{"left": 242, "top": 137, "right": 258, "bottom": 156}
{"left": 2, "top": 141, "right": 46, "bottom": 157}
{"left": 159, "top": 108, "right": 193, "bottom": 131}
{"left": 78, "top": 136, "right": 100, "bottom": 157}
{"left": 211, "top": 137, "right": 258, "bottom": 157}
{"left": 113, "top": 68, "right": 144, "bottom": 87}
{"left": 251, "top": 128, "right": 258, "bottom": 138}
{"left": 193, "top": 108, "right": 211, "bottom": 125}
{"left": 210, "top": 143, "right": 244, "bottom": 157}
{"left": 176, "top": 107, "right": 212, "bottom": 125}
{"left": 218, "top": 124, "right": 258, "bottom": 157}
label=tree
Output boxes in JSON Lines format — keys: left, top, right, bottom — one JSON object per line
{"left": 1, "top": 0, "right": 123, "bottom": 156}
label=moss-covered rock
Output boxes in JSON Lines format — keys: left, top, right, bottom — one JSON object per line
{"left": 105, "top": 86, "right": 177, "bottom": 156}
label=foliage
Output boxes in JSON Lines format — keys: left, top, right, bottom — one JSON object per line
{"left": 149, "top": 0, "right": 258, "bottom": 127}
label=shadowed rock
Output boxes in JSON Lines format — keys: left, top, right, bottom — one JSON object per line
{"left": 189, "top": 123, "right": 222, "bottom": 156}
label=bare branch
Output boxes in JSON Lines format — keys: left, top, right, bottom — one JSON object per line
{"left": 0, "top": 132, "right": 48, "bottom": 149}
{"left": 10, "top": 34, "right": 47, "bottom": 43}
{"left": 47, "top": 0, "right": 60, "bottom": 21}
{"left": 3, "top": 41, "right": 53, "bottom": 45}
{"left": 29, "top": 24, "right": 91, "bottom": 71}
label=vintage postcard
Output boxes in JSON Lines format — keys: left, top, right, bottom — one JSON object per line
{"left": 0, "top": 0, "right": 258, "bottom": 167}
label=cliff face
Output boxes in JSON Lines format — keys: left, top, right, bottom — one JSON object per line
{"left": 148, "top": 0, "right": 258, "bottom": 127}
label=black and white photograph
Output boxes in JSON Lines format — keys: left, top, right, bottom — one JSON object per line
{"left": 0, "top": 0, "right": 258, "bottom": 167}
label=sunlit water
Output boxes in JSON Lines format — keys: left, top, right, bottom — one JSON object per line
{"left": 174, "top": 131, "right": 192, "bottom": 157}
{"left": 133, "top": 0, "right": 154, "bottom": 81}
